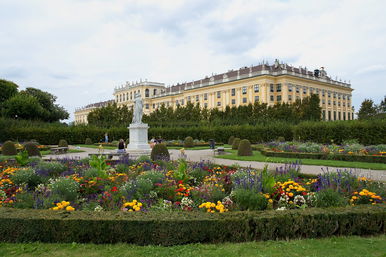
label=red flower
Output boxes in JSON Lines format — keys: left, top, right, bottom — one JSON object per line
{"left": 111, "top": 186, "right": 118, "bottom": 192}
{"left": 302, "top": 191, "right": 307, "bottom": 196}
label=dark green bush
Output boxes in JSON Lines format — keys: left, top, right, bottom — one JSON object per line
{"left": 183, "top": 136, "right": 194, "bottom": 148}
{"left": 0, "top": 205, "right": 384, "bottom": 245}
{"left": 151, "top": 143, "right": 170, "bottom": 161}
{"left": 232, "top": 138, "right": 241, "bottom": 150}
{"left": 125, "top": 138, "right": 130, "bottom": 146}
{"left": 24, "top": 142, "right": 41, "bottom": 157}
{"left": 314, "top": 189, "right": 348, "bottom": 208}
{"left": 228, "top": 136, "right": 235, "bottom": 145}
{"left": 277, "top": 136, "right": 285, "bottom": 142}
{"left": 1, "top": 140, "right": 17, "bottom": 155}
{"left": 233, "top": 189, "right": 268, "bottom": 211}
{"left": 58, "top": 139, "right": 68, "bottom": 147}
{"left": 85, "top": 138, "right": 93, "bottom": 145}
{"left": 237, "top": 139, "right": 252, "bottom": 156}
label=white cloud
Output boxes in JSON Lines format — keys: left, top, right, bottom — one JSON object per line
{"left": 0, "top": 0, "right": 385, "bottom": 121}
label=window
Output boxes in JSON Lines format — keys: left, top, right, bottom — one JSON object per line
{"left": 322, "top": 90, "right": 325, "bottom": 97}
{"left": 334, "top": 111, "right": 336, "bottom": 120}
{"left": 243, "top": 97, "right": 247, "bottom": 103}
{"left": 204, "top": 103, "right": 208, "bottom": 108}
{"left": 343, "top": 102, "right": 345, "bottom": 107}
{"left": 277, "top": 95, "right": 282, "bottom": 101}
{"left": 338, "top": 94, "right": 341, "bottom": 100}
{"left": 187, "top": 96, "right": 191, "bottom": 102}
{"left": 217, "top": 101, "right": 221, "bottom": 106}
{"left": 242, "top": 86, "right": 247, "bottom": 94}
{"left": 288, "top": 85, "right": 293, "bottom": 92}
{"left": 255, "top": 95, "right": 259, "bottom": 102}
{"left": 126, "top": 93, "right": 128, "bottom": 100}
{"left": 204, "top": 93, "right": 208, "bottom": 100}
{"left": 254, "top": 84, "right": 259, "bottom": 92}
{"left": 152, "top": 104, "right": 155, "bottom": 109}
{"left": 328, "top": 100, "right": 331, "bottom": 105}
{"left": 333, "top": 93, "right": 336, "bottom": 99}
{"left": 328, "top": 111, "right": 331, "bottom": 121}
{"left": 153, "top": 89, "right": 157, "bottom": 96}
{"left": 231, "top": 88, "right": 236, "bottom": 96}
{"left": 343, "top": 112, "right": 346, "bottom": 120}
{"left": 196, "top": 95, "right": 199, "bottom": 101}
{"left": 145, "top": 104, "right": 149, "bottom": 109}
{"left": 333, "top": 101, "right": 336, "bottom": 106}
{"left": 322, "top": 99, "right": 325, "bottom": 104}
{"left": 270, "top": 84, "right": 274, "bottom": 92}
{"left": 232, "top": 99, "right": 236, "bottom": 105}
{"left": 338, "top": 112, "right": 341, "bottom": 120}
{"left": 303, "top": 87, "right": 307, "bottom": 94}
{"left": 343, "top": 95, "right": 346, "bottom": 100}
{"left": 145, "top": 88, "right": 149, "bottom": 97}
{"left": 276, "top": 84, "right": 282, "bottom": 92}
{"left": 316, "top": 89, "right": 319, "bottom": 94}
{"left": 181, "top": 99, "right": 185, "bottom": 105}
{"left": 119, "top": 95, "right": 122, "bottom": 102}
{"left": 322, "top": 110, "right": 326, "bottom": 120}
{"left": 116, "top": 96, "right": 118, "bottom": 102}
{"left": 130, "top": 92, "right": 133, "bottom": 100}
{"left": 288, "top": 95, "right": 292, "bottom": 101}
{"left": 347, "top": 95, "right": 351, "bottom": 100}
{"left": 176, "top": 100, "right": 179, "bottom": 105}
{"left": 338, "top": 102, "right": 341, "bottom": 106}
{"left": 347, "top": 112, "right": 350, "bottom": 120}
{"left": 296, "top": 86, "right": 300, "bottom": 93}
{"left": 270, "top": 95, "right": 274, "bottom": 101}
{"left": 217, "top": 91, "right": 221, "bottom": 98}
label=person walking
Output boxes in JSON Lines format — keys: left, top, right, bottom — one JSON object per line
{"left": 104, "top": 133, "right": 109, "bottom": 143}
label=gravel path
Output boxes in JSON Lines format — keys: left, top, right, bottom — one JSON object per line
{"left": 43, "top": 146, "right": 386, "bottom": 181}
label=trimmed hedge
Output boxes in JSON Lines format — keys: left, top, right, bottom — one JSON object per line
{"left": 1, "top": 120, "right": 385, "bottom": 145}
{"left": 0, "top": 205, "right": 384, "bottom": 245}
{"left": 260, "top": 150, "right": 386, "bottom": 164}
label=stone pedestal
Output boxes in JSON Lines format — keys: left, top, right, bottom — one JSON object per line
{"left": 127, "top": 123, "right": 151, "bottom": 155}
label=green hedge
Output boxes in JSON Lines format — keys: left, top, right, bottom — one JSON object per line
{"left": 1, "top": 120, "right": 385, "bottom": 145}
{"left": 0, "top": 205, "right": 384, "bottom": 245}
{"left": 260, "top": 150, "right": 386, "bottom": 164}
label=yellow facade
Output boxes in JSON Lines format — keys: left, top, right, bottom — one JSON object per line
{"left": 75, "top": 61, "right": 354, "bottom": 124}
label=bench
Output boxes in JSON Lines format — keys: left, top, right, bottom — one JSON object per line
{"left": 50, "top": 147, "right": 68, "bottom": 154}
{"left": 88, "top": 152, "right": 129, "bottom": 160}
{"left": 213, "top": 147, "right": 225, "bottom": 155}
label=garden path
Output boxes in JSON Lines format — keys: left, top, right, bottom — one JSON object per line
{"left": 43, "top": 146, "right": 386, "bottom": 181}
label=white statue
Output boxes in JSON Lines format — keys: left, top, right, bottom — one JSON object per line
{"left": 132, "top": 93, "right": 143, "bottom": 124}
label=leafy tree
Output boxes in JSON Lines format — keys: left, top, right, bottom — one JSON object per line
{"left": 357, "top": 99, "right": 377, "bottom": 120}
{"left": 0, "top": 79, "right": 19, "bottom": 110}
{"left": 88, "top": 103, "right": 133, "bottom": 127}
{"left": 2, "top": 93, "right": 45, "bottom": 120}
{"left": 301, "top": 94, "right": 322, "bottom": 121}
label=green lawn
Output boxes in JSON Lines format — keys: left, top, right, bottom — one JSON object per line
{"left": 40, "top": 149, "right": 85, "bottom": 156}
{"left": 168, "top": 144, "right": 232, "bottom": 150}
{"left": 0, "top": 235, "right": 384, "bottom": 257}
{"left": 216, "top": 150, "right": 386, "bottom": 170}
{"left": 75, "top": 144, "right": 117, "bottom": 150}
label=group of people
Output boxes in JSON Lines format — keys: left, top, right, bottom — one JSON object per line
{"left": 150, "top": 137, "right": 163, "bottom": 148}
{"left": 115, "top": 137, "right": 163, "bottom": 153}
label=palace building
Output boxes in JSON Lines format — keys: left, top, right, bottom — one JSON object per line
{"left": 74, "top": 60, "right": 354, "bottom": 124}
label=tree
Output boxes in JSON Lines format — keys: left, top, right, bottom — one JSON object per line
{"left": 22, "top": 87, "right": 69, "bottom": 121}
{"left": 2, "top": 93, "right": 45, "bottom": 120}
{"left": 301, "top": 94, "right": 322, "bottom": 121}
{"left": 0, "top": 79, "right": 19, "bottom": 110}
{"left": 357, "top": 99, "right": 377, "bottom": 120}
{"left": 88, "top": 103, "right": 133, "bottom": 127}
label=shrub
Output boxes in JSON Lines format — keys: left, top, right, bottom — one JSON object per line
{"left": 190, "top": 168, "right": 210, "bottom": 184}
{"left": 277, "top": 136, "right": 285, "bottom": 142}
{"left": 237, "top": 139, "right": 252, "bottom": 156}
{"left": 35, "top": 161, "right": 67, "bottom": 177}
{"left": 314, "top": 189, "right": 348, "bottom": 208}
{"left": 233, "top": 189, "right": 268, "bottom": 211}
{"left": 137, "top": 170, "right": 165, "bottom": 184}
{"left": 48, "top": 177, "right": 79, "bottom": 201}
{"left": 228, "top": 136, "right": 235, "bottom": 145}
{"left": 183, "top": 136, "right": 194, "bottom": 148}
{"left": 85, "top": 138, "right": 93, "bottom": 145}
{"left": 58, "top": 139, "right": 68, "bottom": 147}
{"left": 1, "top": 141, "right": 17, "bottom": 155}
{"left": 232, "top": 138, "right": 241, "bottom": 150}
{"left": 125, "top": 138, "right": 130, "bottom": 146}
{"left": 10, "top": 168, "right": 42, "bottom": 189}
{"left": 151, "top": 143, "right": 170, "bottom": 161}
{"left": 24, "top": 142, "right": 41, "bottom": 157}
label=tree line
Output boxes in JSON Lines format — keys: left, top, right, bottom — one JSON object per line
{"left": 87, "top": 94, "right": 322, "bottom": 128}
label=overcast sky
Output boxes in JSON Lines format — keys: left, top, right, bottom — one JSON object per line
{"left": 1, "top": 0, "right": 385, "bottom": 122}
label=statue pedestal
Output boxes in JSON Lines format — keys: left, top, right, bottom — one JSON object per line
{"left": 127, "top": 123, "right": 151, "bottom": 156}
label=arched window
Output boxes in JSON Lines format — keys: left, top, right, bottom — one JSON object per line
{"left": 130, "top": 92, "right": 132, "bottom": 100}
{"left": 153, "top": 89, "right": 157, "bottom": 96}
{"left": 145, "top": 88, "right": 149, "bottom": 97}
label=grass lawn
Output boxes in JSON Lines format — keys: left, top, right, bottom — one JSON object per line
{"left": 0, "top": 235, "right": 384, "bottom": 257}
{"left": 216, "top": 150, "right": 386, "bottom": 170}
{"left": 40, "top": 149, "right": 85, "bottom": 156}
{"left": 75, "top": 144, "right": 117, "bottom": 150}
{"left": 168, "top": 144, "right": 232, "bottom": 150}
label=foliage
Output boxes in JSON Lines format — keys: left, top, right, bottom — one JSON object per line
{"left": 15, "top": 151, "right": 29, "bottom": 167}
{"left": 85, "top": 138, "right": 93, "bottom": 145}
{"left": 357, "top": 99, "right": 377, "bottom": 120}
{"left": 232, "top": 138, "right": 241, "bottom": 150}
{"left": 58, "top": 139, "right": 68, "bottom": 147}
{"left": 228, "top": 136, "right": 235, "bottom": 145}
{"left": 48, "top": 177, "right": 79, "bottom": 201}
{"left": 35, "top": 161, "right": 67, "bottom": 177}
{"left": 151, "top": 143, "right": 170, "bottom": 161}
{"left": 314, "top": 189, "right": 348, "bottom": 208}
{"left": 1, "top": 141, "right": 17, "bottom": 156}
{"left": 24, "top": 142, "right": 41, "bottom": 157}
{"left": 0, "top": 79, "right": 18, "bottom": 111}
{"left": 183, "top": 136, "right": 194, "bottom": 148}
{"left": 232, "top": 189, "right": 268, "bottom": 211}
{"left": 10, "top": 168, "right": 42, "bottom": 189}
{"left": 237, "top": 139, "right": 252, "bottom": 156}
{"left": 88, "top": 155, "right": 109, "bottom": 177}
{"left": 87, "top": 102, "right": 132, "bottom": 128}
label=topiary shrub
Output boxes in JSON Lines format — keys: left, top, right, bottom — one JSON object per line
{"left": 232, "top": 138, "right": 241, "bottom": 150}
{"left": 238, "top": 139, "right": 252, "bottom": 156}
{"left": 85, "top": 138, "right": 93, "bottom": 145}
{"left": 151, "top": 143, "right": 170, "bottom": 161}
{"left": 58, "top": 139, "right": 68, "bottom": 147}
{"left": 228, "top": 136, "right": 235, "bottom": 145}
{"left": 277, "top": 136, "right": 285, "bottom": 142}
{"left": 24, "top": 142, "right": 41, "bottom": 157}
{"left": 1, "top": 141, "right": 17, "bottom": 155}
{"left": 183, "top": 136, "right": 194, "bottom": 148}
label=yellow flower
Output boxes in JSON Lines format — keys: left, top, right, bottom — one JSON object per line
{"left": 52, "top": 207, "right": 59, "bottom": 211}
{"left": 288, "top": 193, "right": 294, "bottom": 197}
{"left": 66, "top": 206, "right": 75, "bottom": 211}
{"left": 268, "top": 199, "right": 273, "bottom": 204}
